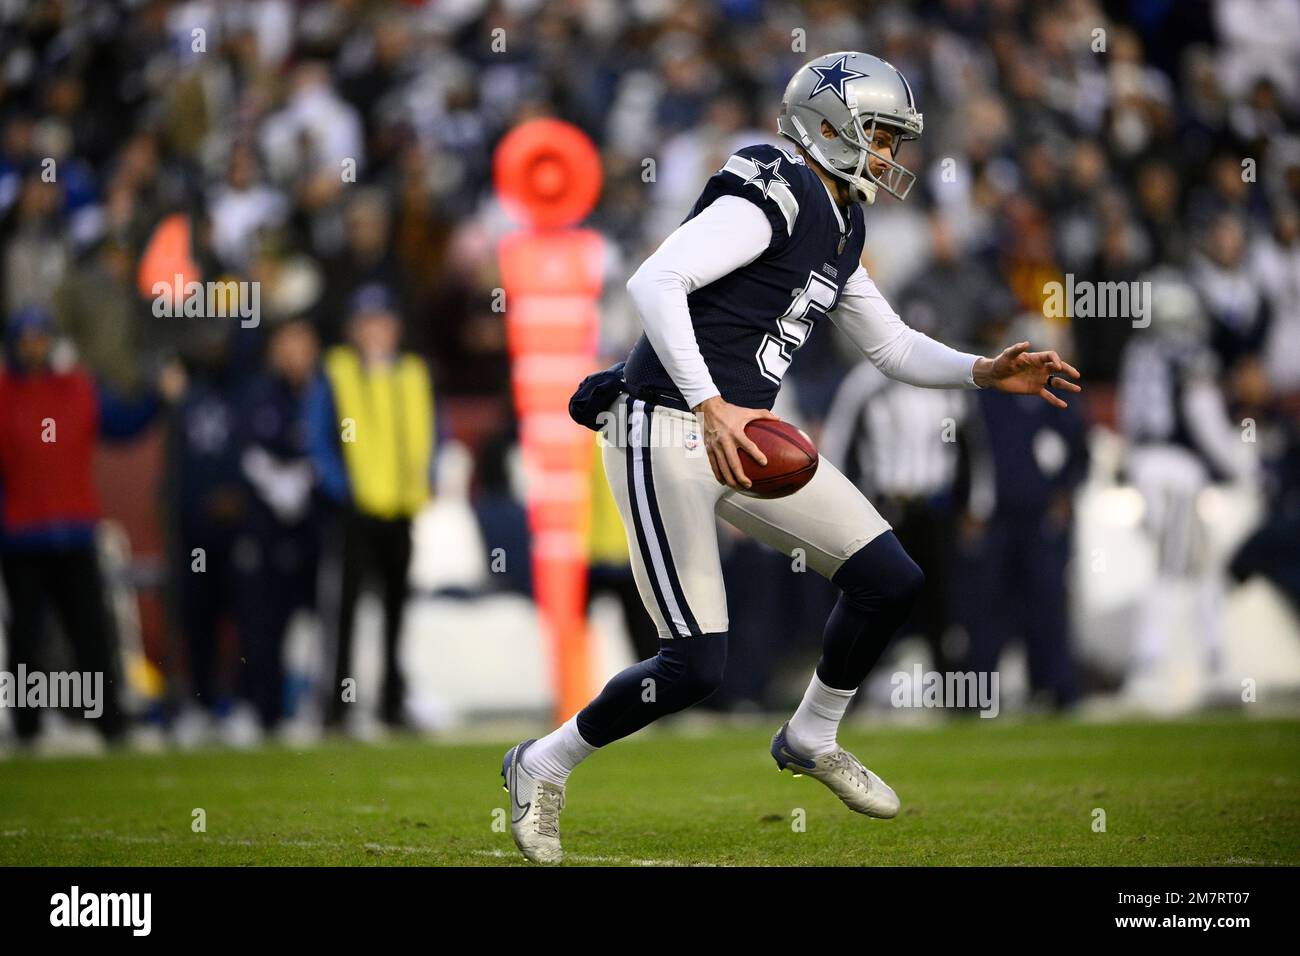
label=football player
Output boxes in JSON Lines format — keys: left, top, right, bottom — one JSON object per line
{"left": 1119, "top": 268, "right": 1258, "bottom": 706}
{"left": 504, "top": 51, "right": 1081, "bottom": 863}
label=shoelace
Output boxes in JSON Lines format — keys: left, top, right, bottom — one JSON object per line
{"left": 535, "top": 783, "right": 565, "bottom": 838}
{"left": 825, "top": 750, "right": 872, "bottom": 791}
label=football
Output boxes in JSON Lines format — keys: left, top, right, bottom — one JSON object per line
{"left": 738, "top": 419, "right": 819, "bottom": 498}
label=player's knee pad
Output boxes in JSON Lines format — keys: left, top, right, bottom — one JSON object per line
{"left": 655, "top": 632, "right": 728, "bottom": 703}
{"left": 832, "top": 531, "right": 925, "bottom": 615}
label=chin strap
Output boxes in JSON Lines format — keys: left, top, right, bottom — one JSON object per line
{"left": 852, "top": 179, "right": 878, "bottom": 205}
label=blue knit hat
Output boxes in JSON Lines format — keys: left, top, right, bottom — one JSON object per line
{"left": 348, "top": 283, "right": 400, "bottom": 320}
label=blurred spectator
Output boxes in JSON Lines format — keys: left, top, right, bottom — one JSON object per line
{"left": 1192, "top": 212, "right": 1270, "bottom": 371}
{"left": 957, "top": 319, "right": 1090, "bottom": 711}
{"left": 897, "top": 213, "right": 1012, "bottom": 352}
{"left": 260, "top": 61, "right": 365, "bottom": 194}
{"left": 2, "top": 173, "right": 66, "bottom": 314}
{"left": 1231, "top": 404, "right": 1300, "bottom": 612}
{"left": 317, "top": 188, "right": 404, "bottom": 348}
{"left": 307, "top": 284, "right": 434, "bottom": 730}
{"left": 1119, "top": 269, "right": 1259, "bottom": 701}
{"left": 473, "top": 426, "right": 532, "bottom": 597}
{"left": 208, "top": 142, "right": 289, "bottom": 273}
{"left": 0, "top": 306, "right": 163, "bottom": 745}
{"left": 52, "top": 238, "right": 147, "bottom": 395}
{"left": 164, "top": 323, "right": 249, "bottom": 742}
{"left": 1071, "top": 187, "right": 1150, "bottom": 388}
{"left": 1253, "top": 206, "right": 1300, "bottom": 393}
{"left": 233, "top": 317, "right": 322, "bottom": 732}
{"left": 1133, "top": 158, "right": 1188, "bottom": 267}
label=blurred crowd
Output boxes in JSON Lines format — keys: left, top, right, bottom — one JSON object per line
{"left": 1, "top": 0, "right": 1299, "bottom": 747}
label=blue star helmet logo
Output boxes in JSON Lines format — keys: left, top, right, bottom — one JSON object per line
{"left": 744, "top": 157, "right": 789, "bottom": 199}
{"left": 809, "top": 55, "right": 869, "bottom": 107}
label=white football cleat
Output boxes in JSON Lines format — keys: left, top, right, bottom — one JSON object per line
{"left": 501, "top": 740, "right": 566, "bottom": 864}
{"left": 770, "top": 722, "right": 900, "bottom": 819}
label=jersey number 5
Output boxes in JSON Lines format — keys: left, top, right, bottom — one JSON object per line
{"left": 756, "top": 271, "right": 838, "bottom": 385}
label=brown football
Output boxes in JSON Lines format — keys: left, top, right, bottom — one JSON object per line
{"left": 738, "top": 420, "right": 819, "bottom": 498}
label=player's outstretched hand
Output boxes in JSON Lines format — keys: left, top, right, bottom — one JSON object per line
{"left": 693, "top": 396, "right": 778, "bottom": 491}
{"left": 973, "top": 341, "right": 1082, "bottom": 409}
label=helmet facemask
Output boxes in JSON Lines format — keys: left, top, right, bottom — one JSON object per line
{"left": 836, "top": 113, "right": 918, "bottom": 203}
{"left": 788, "top": 110, "right": 918, "bottom": 205}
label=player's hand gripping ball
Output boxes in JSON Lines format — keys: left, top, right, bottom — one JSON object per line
{"left": 737, "top": 420, "right": 818, "bottom": 498}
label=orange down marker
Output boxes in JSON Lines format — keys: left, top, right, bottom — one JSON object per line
{"left": 494, "top": 119, "right": 604, "bottom": 723}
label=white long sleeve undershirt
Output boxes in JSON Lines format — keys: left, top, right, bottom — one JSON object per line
{"left": 625, "top": 194, "right": 981, "bottom": 408}
{"left": 831, "top": 264, "right": 982, "bottom": 389}
{"left": 626, "top": 195, "right": 770, "bottom": 408}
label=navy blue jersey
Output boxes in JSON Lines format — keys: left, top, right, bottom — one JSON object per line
{"left": 624, "top": 143, "right": 866, "bottom": 410}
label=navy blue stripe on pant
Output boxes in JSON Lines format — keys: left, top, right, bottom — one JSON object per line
{"left": 623, "top": 395, "right": 701, "bottom": 637}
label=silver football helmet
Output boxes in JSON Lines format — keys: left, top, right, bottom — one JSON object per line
{"left": 1145, "top": 266, "right": 1208, "bottom": 346}
{"left": 777, "top": 51, "right": 923, "bottom": 204}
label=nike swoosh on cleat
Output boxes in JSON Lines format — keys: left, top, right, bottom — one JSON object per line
{"left": 771, "top": 726, "right": 817, "bottom": 770}
{"left": 779, "top": 747, "right": 816, "bottom": 770}
{"left": 507, "top": 744, "right": 532, "bottom": 823}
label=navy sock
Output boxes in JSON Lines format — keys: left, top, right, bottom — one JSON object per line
{"left": 575, "top": 632, "right": 728, "bottom": 748}
{"left": 816, "top": 532, "right": 925, "bottom": 691}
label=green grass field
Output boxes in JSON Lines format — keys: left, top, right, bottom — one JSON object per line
{"left": 1, "top": 715, "right": 1297, "bottom": 866}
